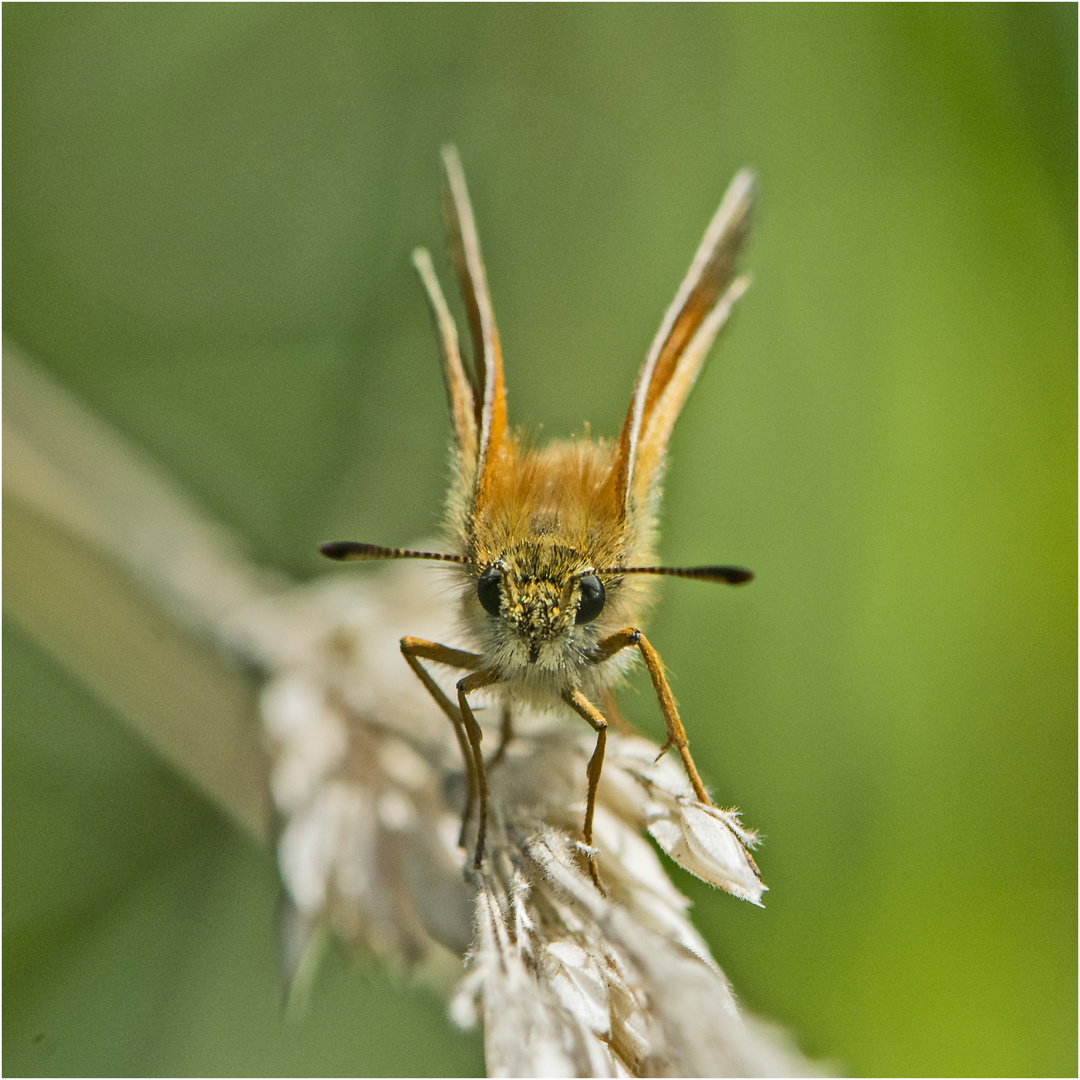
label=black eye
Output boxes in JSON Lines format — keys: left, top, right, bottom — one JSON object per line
{"left": 477, "top": 568, "right": 503, "bottom": 617}
{"left": 575, "top": 574, "right": 606, "bottom": 624}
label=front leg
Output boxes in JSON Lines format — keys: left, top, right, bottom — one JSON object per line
{"left": 399, "top": 637, "right": 490, "bottom": 854}
{"left": 456, "top": 667, "right": 502, "bottom": 867}
{"left": 591, "top": 628, "right": 712, "bottom": 805}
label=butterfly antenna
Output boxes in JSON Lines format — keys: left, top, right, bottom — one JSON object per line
{"left": 319, "top": 541, "right": 469, "bottom": 565}
{"left": 598, "top": 564, "right": 753, "bottom": 584}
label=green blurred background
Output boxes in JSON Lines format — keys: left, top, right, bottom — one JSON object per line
{"left": 4, "top": 5, "right": 1075, "bottom": 1076}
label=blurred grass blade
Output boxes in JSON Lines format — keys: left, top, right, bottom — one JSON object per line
{"left": 3, "top": 342, "right": 272, "bottom": 841}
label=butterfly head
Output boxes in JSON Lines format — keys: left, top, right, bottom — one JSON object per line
{"left": 467, "top": 540, "right": 613, "bottom": 673}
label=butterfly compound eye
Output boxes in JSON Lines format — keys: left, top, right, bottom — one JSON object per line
{"left": 575, "top": 574, "right": 606, "bottom": 624}
{"left": 477, "top": 568, "right": 503, "bottom": 617}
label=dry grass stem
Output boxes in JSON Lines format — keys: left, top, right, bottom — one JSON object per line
{"left": 4, "top": 346, "right": 822, "bottom": 1076}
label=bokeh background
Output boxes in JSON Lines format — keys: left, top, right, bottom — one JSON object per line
{"left": 4, "top": 5, "right": 1075, "bottom": 1076}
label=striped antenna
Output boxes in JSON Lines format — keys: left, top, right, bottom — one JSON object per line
{"left": 597, "top": 564, "right": 753, "bottom": 585}
{"left": 319, "top": 541, "right": 470, "bottom": 565}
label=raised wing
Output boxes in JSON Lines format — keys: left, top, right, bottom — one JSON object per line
{"left": 412, "top": 247, "right": 477, "bottom": 467}
{"left": 440, "top": 145, "right": 510, "bottom": 510}
{"left": 613, "top": 169, "right": 755, "bottom": 514}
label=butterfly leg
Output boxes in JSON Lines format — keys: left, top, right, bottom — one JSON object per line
{"left": 456, "top": 667, "right": 502, "bottom": 867}
{"left": 399, "top": 637, "right": 486, "bottom": 848}
{"left": 562, "top": 689, "right": 608, "bottom": 889}
{"left": 592, "top": 628, "right": 712, "bottom": 805}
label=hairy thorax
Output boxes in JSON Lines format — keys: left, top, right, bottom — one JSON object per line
{"left": 452, "top": 437, "right": 657, "bottom": 707}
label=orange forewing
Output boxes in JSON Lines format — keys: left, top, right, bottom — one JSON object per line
{"left": 412, "top": 247, "right": 478, "bottom": 466}
{"left": 613, "top": 169, "right": 755, "bottom": 514}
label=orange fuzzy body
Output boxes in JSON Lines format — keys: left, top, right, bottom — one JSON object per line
{"left": 449, "top": 434, "right": 659, "bottom": 708}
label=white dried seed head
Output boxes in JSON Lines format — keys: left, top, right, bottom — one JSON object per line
{"left": 233, "top": 561, "right": 817, "bottom": 1074}
{"left": 4, "top": 349, "right": 821, "bottom": 1074}
{"left": 262, "top": 675, "right": 348, "bottom": 813}
{"left": 648, "top": 802, "right": 766, "bottom": 907}
{"left": 543, "top": 939, "right": 611, "bottom": 1035}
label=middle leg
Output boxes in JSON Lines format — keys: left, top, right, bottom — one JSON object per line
{"left": 562, "top": 688, "right": 608, "bottom": 888}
